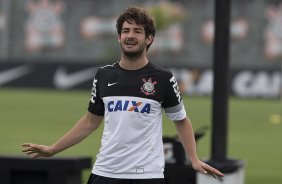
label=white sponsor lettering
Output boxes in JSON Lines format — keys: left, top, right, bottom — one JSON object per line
{"left": 90, "top": 78, "right": 98, "bottom": 103}
{"left": 190, "top": 70, "right": 213, "bottom": 95}
{"left": 173, "top": 68, "right": 280, "bottom": 98}
{"left": 233, "top": 71, "right": 281, "bottom": 97}
{"left": 170, "top": 76, "right": 181, "bottom": 103}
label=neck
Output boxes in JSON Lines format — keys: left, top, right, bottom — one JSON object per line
{"left": 119, "top": 53, "right": 149, "bottom": 70}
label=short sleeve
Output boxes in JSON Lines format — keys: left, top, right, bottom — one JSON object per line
{"left": 162, "top": 72, "right": 187, "bottom": 121}
{"left": 88, "top": 69, "right": 105, "bottom": 116}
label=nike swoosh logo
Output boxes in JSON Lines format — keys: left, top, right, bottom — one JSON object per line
{"left": 0, "top": 65, "right": 33, "bottom": 85}
{"left": 54, "top": 66, "right": 97, "bottom": 89}
{"left": 107, "top": 82, "right": 118, "bottom": 86}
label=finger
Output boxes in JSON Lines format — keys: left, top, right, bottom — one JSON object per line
{"left": 22, "top": 143, "right": 39, "bottom": 149}
{"left": 26, "top": 150, "right": 38, "bottom": 155}
{"left": 21, "top": 144, "right": 38, "bottom": 151}
{"left": 22, "top": 148, "right": 33, "bottom": 152}
{"left": 21, "top": 143, "right": 32, "bottom": 147}
{"left": 32, "top": 153, "right": 42, "bottom": 159}
{"left": 200, "top": 163, "right": 224, "bottom": 177}
{"left": 205, "top": 166, "right": 224, "bottom": 177}
{"left": 207, "top": 170, "right": 217, "bottom": 178}
{"left": 213, "top": 169, "right": 224, "bottom": 177}
{"left": 22, "top": 148, "right": 28, "bottom": 152}
{"left": 22, "top": 145, "right": 36, "bottom": 152}
{"left": 207, "top": 167, "right": 224, "bottom": 176}
{"left": 193, "top": 162, "right": 208, "bottom": 174}
{"left": 197, "top": 166, "right": 207, "bottom": 174}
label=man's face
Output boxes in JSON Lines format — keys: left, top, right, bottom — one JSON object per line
{"left": 118, "top": 20, "right": 152, "bottom": 57}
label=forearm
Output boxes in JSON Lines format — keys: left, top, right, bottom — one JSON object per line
{"left": 51, "top": 112, "right": 103, "bottom": 154}
{"left": 173, "top": 117, "right": 225, "bottom": 177}
{"left": 174, "top": 117, "right": 199, "bottom": 163}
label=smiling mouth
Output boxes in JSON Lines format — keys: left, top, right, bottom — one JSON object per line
{"left": 124, "top": 40, "right": 137, "bottom": 46}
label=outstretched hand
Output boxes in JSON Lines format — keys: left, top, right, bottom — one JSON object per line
{"left": 192, "top": 159, "right": 224, "bottom": 178}
{"left": 21, "top": 143, "right": 55, "bottom": 159}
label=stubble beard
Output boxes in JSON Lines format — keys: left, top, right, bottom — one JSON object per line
{"left": 121, "top": 41, "right": 146, "bottom": 59}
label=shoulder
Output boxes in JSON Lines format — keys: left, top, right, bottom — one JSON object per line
{"left": 148, "top": 62, "right": 173, "bottom": 78}
{"left": 99, "top": 62, "right": 118, "bottom": 70}
{"left": 95, "top": 62, "right": 118, "bottom": 75}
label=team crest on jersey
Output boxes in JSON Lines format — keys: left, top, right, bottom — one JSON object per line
{"left": 141, "top": 78, "right": 157, "bottom": 96}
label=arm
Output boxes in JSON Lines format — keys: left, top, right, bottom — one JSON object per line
{"left": 174, "top": 117, "right": 224, "bottom": 177}
{"left": 22, "top": 112, "right": 103, "bottom": 158}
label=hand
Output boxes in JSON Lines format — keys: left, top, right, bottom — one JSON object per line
{"left": 192, "top": 159, "right": 224, "bottom": 178}
{"left": 21, "top": 143, "right": 55, "bottom": 159}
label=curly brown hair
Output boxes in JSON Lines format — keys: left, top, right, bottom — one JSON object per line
{"left": 116, "top": 6, "right": 156, "bottom": 50}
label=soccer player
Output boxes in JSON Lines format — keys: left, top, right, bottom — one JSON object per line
{"left": 22, "top": 6, "right": 224, "bottom": 184}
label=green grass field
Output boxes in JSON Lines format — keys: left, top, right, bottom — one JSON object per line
{"left": 0, "top": 88, "right": 281, "bottom": 184}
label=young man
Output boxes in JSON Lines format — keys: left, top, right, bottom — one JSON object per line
{"left": 22, "top": 6, "right": 224, "bottom": 184}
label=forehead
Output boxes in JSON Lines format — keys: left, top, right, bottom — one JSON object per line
{"left": 122, "top": 20, "right": 144, "bottom": 30}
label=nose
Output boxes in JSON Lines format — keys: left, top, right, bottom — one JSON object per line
{"left": 127, "top": 30, "right": 135, "bottom": 38}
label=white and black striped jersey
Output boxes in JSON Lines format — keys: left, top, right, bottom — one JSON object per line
{"left": 88, "top": 61, "right": 187, "bottom": 179}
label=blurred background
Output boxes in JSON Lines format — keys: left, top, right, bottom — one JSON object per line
{"left": 0, "top": 0, "right": 281, "bottom": 184}
{"left": 0, "top": 0, "right": 281, "bottom": 96}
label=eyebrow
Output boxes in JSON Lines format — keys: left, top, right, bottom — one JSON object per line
{"left": 122, "top": 27, "right": 144, "bottom": 31}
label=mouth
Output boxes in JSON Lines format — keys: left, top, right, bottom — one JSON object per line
{"left": 124, "top": 40, "right": 137, "bottom": 47}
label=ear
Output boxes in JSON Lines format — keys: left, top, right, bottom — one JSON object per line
{"left": 118, "top": 34, "right": 121, "bottom": 43}
{"left": 146, "top": 35, "right": 154, "bottom": 46}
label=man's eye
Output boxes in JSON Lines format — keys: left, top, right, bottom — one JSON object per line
{"left": 135, "top": 29, "right": 143, "bottom": 33}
